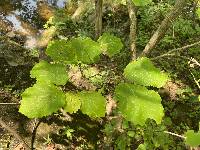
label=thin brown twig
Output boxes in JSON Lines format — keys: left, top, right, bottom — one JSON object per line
{"left": 152, "top": 41, "right": 200, "bottom": 60}
{"left": 0, "top": 118, "right": 31, "bottom": 149}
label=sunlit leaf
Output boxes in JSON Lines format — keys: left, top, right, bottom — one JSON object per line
{"left": 64, "top": 92, "right": 81, "bottom": 113}
{"left": 98, "top": 33, "right": 123, "bottom": 57}
{"left": 124, "top": 57, "right": 168, "bottom": 88}
{"left": 79, "top": 91, "right": 106, "bottom": 118}
{"left": 114, "top": 83, "right": 164, "bottom": 125}
{"left": 185, "top": 130, "right": 200, "bottom": 147}
{"left": 30, "top": 60, "right": 68, "bottom": 85}
{"left": 19, "top": 82, "right": 66, "bottom": 118}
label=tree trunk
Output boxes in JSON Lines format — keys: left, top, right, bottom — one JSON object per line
{"left": 127, "top": 0, "right": 137, "bottom": 60}
{"left": 95, "top": 0, "right": 103, "bottom": 40}
{"left": 140, "top": 0, "right": 187, "bottom": 57}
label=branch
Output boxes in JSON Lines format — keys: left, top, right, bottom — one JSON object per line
{"left": 152, "top": 40, "right": 200, "bottom": 59}
{"left": 164, "top": 131, "right": 186, "bottom": 139}
{"left": 95, "top": 0, "right": 103, "bottom": 40}
{"left": 127, "top": 0, "right": 137, "bottom": 60}
{"left": 140, "top": 0, "right": 187, "bottom": 57}
{"left": 0, "top": 118, "right": 31, "bottom": 149}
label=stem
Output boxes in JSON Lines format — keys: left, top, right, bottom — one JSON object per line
{"left": 127, "top": 0, "right": 137, "bottom": 60}
{"left": 31, "top": 119, "right": 41, "bottom": 150}
{"left": 140, "top": 0, "right": 187, "bottom": 57}
{"left": 95, "top": 0, "right": 103, "bottom": 40}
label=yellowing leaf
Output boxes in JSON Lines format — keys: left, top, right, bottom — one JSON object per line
{"left": 114, "top": 83, "right": 164, "bottom": 125}
{"left": 64, "top": 92, "right": 81, "bottom": 113}
{"left": 124, "top": 57, "right": 168, "bottom": 88}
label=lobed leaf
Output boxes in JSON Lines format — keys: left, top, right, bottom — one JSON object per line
{"left": 98, "top": 33, "right": 123, "bottom": 57}
{"left": 124, "top": 57, "right": 168, "bottom": 88}
{"left": 64, "top": 92, "right": 81, "bottom": 113}
{"left": 19, "top": 82, "right": 66, "bottom": 118}
{"left": 185, "top": 130, "right": 200, "bottom": 147}
{"left": 114, "top": 83, "right": 164, "bottom": 125}
{"left": 30, "top": 60, "right": 68, "bottom": 85}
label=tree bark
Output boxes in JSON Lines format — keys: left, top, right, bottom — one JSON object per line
{"left": 127, "top": 0, "right": 137, "bottom": 60}
{"left": 95, "top": 0, "right": 103, "bottom": 40}
{"left": 140, "top": 0, "right": 187, "bottom": 57}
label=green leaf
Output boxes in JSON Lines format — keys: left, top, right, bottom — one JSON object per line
{"left": 124, "top": 57, "right": 168, "bottom": 88}
{"left": 197, "top": 8, "right": 200, "bottom": 18}
{"left": 70, "top": 37, "right": 101, "bottom": 64}
{"left": 46, "top": 38, "right": 102, "bottom": 64}
{"left": 30, "top": 61, "right": 68, "bottom": 85}
{"left": 185, "top": 130, "right": 200, "bottom": 147}
{"left": 79, "top": 91, "right": 106, "bottom": 118}
{"left": 137, "top": 143, "right": 146, "bottom": 150}
{"left": 64, "top": 92, "right": 81, "bottom": 113}
{"left": 114, "top": 83, "right": 164, "bottom": 125}
{"left": 46, "top": 40, "right": 76, "bottom": 64}
{"left": 98, "top": 33, "right": 123, "bottom": 57}
{"left": 19, "top": 82, "right": 66, "bottom": 118}
{"left": 132, "top": 0, "right": 152, "bottom": 6}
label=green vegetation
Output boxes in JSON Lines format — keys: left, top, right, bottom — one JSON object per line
{"left": 0, "top": 0, "right": 200, "bottom": 149}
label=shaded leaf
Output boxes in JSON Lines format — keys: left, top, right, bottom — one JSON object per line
{"left": 98, "top": 33, "right": 123, "bottom": 57}
{"left": 70, "top": 37, "right": 101, "bottom": 64}
{"left": 46, "top": 40, "right": 76, "bottom": 64}
{"left": 114, "top": 83, "right": 164, "bottom": 125}
{"left": 197, "top": 8, "right": 200, "bottom": 18}
{"left": 124, "top": 57, "right": 168, "bottom": 88}
{"left": 19, "top": 82, "right": 66, "bottom": 118}
{"left": 30, "top": 61, "right": 68, "bottom": 85}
